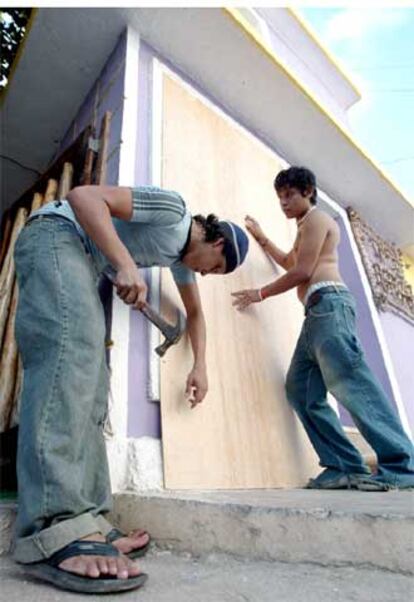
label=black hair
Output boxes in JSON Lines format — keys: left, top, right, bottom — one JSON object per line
{"left": 274, "top": 166, "right": 318, "bottom": 205}
{"left": 193, "top": 214, "right": 224, "bottom": 242}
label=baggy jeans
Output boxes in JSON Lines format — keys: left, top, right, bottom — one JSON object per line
{"left": 285, "top": 287, "right": 414, "bottom": 487}
{"left": 13, "top": 216, "right": 115, "bottom": 563}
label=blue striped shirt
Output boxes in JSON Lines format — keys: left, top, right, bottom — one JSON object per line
{"left": 30, "top": 186, "right": 196, "bottom": 285}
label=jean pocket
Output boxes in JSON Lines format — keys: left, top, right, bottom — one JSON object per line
{"left": 308, "top": 297, "right": 336, "bottom": 318}
{"left": 342, "top": 303, "right": 357, "bottom": 330}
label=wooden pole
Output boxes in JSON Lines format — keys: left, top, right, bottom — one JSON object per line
{"left": 0, "top": 207, "right": 28, "bottom": 347}
{"left": 0, "top": 279, "right": 19, "bottom": 432}
{"left": 95, "top": 111, "right": 112, "bottom": 185}
{"left": 30, "top": 192, "right": 44, "bottom": 215}
{"left": 0, "top": 211, "right": 13, "bottom": 272}
{"left": 81, "top": 129, "right": 96, "bottom": 186}
{"left": 58, "top": 162, "right": 74, "bottom": 199}
{"left": 43, "top": 179, "right": 58, "bottom": 204}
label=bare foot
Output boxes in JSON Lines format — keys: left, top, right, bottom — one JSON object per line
{"left": 111, "top": 529, "right": 150, "bottom": 555}
{"left": 58, "top": 532, "right": 142, "bottom": 579}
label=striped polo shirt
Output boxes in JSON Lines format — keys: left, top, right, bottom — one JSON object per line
{"left": 30, "top": 186, "right": 196, "bottom": 285}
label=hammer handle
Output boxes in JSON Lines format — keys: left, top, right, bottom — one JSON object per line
{"left": 140, "top": 304, "right": 171, "bottom": 333}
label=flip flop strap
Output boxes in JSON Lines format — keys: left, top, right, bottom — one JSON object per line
{"left": 48, "top": 540, "right": 120, "bottom": 566}
{"left": 354, "top": 476, "right": 390, "bottom": 491}
{"left": 106, "top": 528, "right": 125, "bottom": 543}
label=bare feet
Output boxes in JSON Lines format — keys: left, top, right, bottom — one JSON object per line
{"left": 110, "top": 529, "right": 150, "bottom": 555}
{"left": 58, "top": 533, "right": 142, "bottom": 579}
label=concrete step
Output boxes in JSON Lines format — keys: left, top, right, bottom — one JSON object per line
{"left": 1, "top": 548, "right": 412, "bottom": 602}
{"left": 110, "top": 489, "right": 414, "bottom": 575}
{"left": 2, "top": 489, "right": 413, "bottom": 575}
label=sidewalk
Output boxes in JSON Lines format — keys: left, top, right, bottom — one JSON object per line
{"left": 1, "top": 548, "right": 412, "bottom": 602}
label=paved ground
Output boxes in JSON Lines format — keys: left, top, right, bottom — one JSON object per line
{"left": 1, "top": 548, "right": 413, "bottom": 602}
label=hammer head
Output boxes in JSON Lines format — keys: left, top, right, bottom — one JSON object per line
{"left": 140, "top": 303, "right": 186, "bottom": 357}
{"left": 154, "top": 310, "right": 185, "bottom": 357}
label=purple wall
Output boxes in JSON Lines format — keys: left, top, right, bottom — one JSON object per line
{"left": 55, "top": 32, "right": 126, "bottom": 186}
{"left": 380, "top": 312, "right": 414, "bottom": 433}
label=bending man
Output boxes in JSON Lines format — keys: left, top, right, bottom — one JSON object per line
{"left": 13, "top": 184, "right": 248, "bottom": 593}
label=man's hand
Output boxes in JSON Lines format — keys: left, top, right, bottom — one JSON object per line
{"left": 115, "top": 265, "right": 148, "bottom": 310}
{"left": 245, "top": 215, "right": 267, "bottom": 246}
{"left": 231, "top": 288, "right": 262, "bottom": 310}
{"left": 185, "top": 366, "right": 208, "bottom": 409}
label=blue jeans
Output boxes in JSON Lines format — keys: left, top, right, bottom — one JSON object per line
{"left": 285, "top": 287, "right": 414, "bottom": 487}
{"left": 13, "top": 216, "right": 115, "bottom": 563}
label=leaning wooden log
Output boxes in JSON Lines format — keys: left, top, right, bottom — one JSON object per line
{"left": 0, "top": 211, "right": 13, "bottom": 272}
{"left": 0, "top": 279, "right": 19, "bottom": 433}
{"left": 95, "top": 111, "right": 112, "bottom": 185}
{"left": 81, "top": 132, "right": 96, "bottom": 186}
{"left": 43, "top": 179, "right": 58, "bottom": 204}
{"left": 0, "top": 207, "right": 28, "bottom": 348}
{"left": 58, "top": 162, "right": 74, "bottom": 200}
{"left": 30, "top": 192, "right": 44, "bottom": 215}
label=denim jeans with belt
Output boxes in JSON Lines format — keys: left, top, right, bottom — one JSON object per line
{"left": 285, "top": 286, "right": 414, "bottom": 487}
{"left": 13, "top": 216, "right": 115, "bottom": 563}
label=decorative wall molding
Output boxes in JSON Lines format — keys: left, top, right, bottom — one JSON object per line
{"left": 347, "top": 207, "right": 414, "bottom": 324}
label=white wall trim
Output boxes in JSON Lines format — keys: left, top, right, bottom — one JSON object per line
{"left": 109, "top": 25, "right": 140, "bottom": 438}
{"left": 147, "top": 58, "right": 164, "bottom": 403}
{"left": 107, "top": 27, "right": 140, "bottom": 489}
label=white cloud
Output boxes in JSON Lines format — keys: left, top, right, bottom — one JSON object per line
{"left": 324, "top": 8, "right": 406, "bottom": 44}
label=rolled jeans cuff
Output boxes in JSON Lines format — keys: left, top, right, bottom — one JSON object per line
{"left": 95, "top": 514, "right": 115, "bottom": 536}
{"left": 13, "top": 512, "right": 104, "bottom": 564}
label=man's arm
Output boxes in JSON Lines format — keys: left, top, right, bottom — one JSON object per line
{"left": 177, "top": 282, "right": 208, "bottom": 408}
{"left": 67, "top": 185, "right": 147, "bottom": 308}
{"left": 232, "top": 212, "right": 329, "bottom": 309}
{"left": 263, "top": 241, "right": 295, "bottom": 270}
{"left": 245, "top": 215, "right": 293, "bottom": 270}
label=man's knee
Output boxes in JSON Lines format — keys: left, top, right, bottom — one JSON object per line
{"left": 285, "top": 374, "right": 302, "bottom": 410}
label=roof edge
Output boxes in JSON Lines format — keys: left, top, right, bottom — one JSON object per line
{"left": 287, "top": 7, "right": 361, "bottom": 101}
{"left": 223, "top": 6, "right": 413, "bottom": 209}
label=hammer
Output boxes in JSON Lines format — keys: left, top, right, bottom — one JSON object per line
{"left": 141, "top": 303, "right": 185, "bottom": 357}
{"left": 104, "top": 267, "right": 186, "bottom": 356}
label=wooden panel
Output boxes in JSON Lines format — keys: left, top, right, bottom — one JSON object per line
{"left": 160, "top": 74, "right": 319, "bottom": 489}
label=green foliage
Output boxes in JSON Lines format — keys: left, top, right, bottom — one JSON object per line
{"left": 1, "top": 8, "right": 32, "bottom": 89}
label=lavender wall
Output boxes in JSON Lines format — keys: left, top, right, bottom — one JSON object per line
{"left": 379, "top": 312, "right": 414, "bottom": 433}
{"left": 55, "top": 32, "right": 126, "bottom": 186}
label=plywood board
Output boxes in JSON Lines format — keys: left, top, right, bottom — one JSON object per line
{"left": 160, "top": 73, "right": 319, "bottom": 489}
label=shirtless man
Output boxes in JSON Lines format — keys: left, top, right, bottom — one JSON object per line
{"left": 232, "top": 166, "right": 414, "bottom": 490}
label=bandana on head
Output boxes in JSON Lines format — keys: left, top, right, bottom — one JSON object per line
{"left": 218, "top": 221, "right": 249, "bottom": 273}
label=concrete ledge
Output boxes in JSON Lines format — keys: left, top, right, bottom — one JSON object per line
{"left": 110, "top": 489, "right": 414, "bottom": 575}
{"left": 2, "top": 490, "right": 413, "bottom": 575}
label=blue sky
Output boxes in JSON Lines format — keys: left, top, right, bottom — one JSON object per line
{"left": 299, "top": 7, "right": 414, "bottom": 200}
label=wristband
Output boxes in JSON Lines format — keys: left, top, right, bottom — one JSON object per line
{"left": 258, "top": 288, "right": 264, "bottom": 301}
